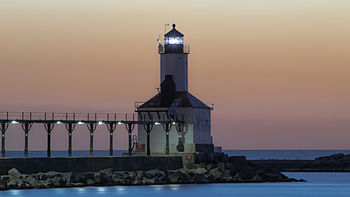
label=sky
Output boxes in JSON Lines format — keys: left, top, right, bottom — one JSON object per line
{"left": 0, "top": 0, "right": 349, "bottom": 150}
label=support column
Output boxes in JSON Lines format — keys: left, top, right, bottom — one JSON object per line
{"left": 1, "top": 122, "right": 9, "bottom": 157}
{"left": 106, "top": 123, "right": 116, "bottom": 156}
{"left": 43, "top": 123, "right": 55, "bottom": 157}
{"left": 21, "top": 122, "right": 33, "bottom": 158}
{"left": 144, "top": 123, "right": 154, "bottom": 156}
{"left": 175, "top": 123, "right": 184, "bottom": 152}
{"left": 87, "top": 123, "right": 97, "bottom": 157}
{"left": 125, "top": 123, "right": 135, "bottom": 156}
{"left": 162, "top": 123, "right": 172, "bottom": 155}
{"left": 65, "top": 123, "right": 75, "bottom": 157}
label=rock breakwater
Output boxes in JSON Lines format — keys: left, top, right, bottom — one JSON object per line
{"left": 0, "top": 157, "right": 300, "bottom": 190}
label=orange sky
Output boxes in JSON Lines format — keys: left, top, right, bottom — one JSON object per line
{"left": 0, "top": 0, "right": 349, "bottom": 150}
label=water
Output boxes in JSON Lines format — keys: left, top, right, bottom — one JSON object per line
{"left": 1, "top": 173, "right": 350, "bottom": 197}
{"left": 223, "top": 150, "right": 350, "bottom": 160}
{"left": 3, "top": 150, "right": 350, "bottom": 160}
{"left": 2, "top": 150, "right": 350, "bottom": 196}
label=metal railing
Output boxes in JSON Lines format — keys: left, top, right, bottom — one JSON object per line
{"left": 134, "top": 101, "right": 145, "bottom": 111}
{"left": 0, "top": 111, "right": 139, "bottom": 123}
{"left": 158, "top": 44, "right": 190, "bottom": 54}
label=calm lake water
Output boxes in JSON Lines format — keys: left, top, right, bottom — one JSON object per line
{"left": 1, "top": 172, "right": 350, "bottom": 197}
{"left": 2, "top": 150, "right": 350, "bottom": 196}
{"left": 3, "top": 150, "right": 350, "bottom": 160}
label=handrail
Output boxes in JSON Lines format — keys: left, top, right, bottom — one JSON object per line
{"left": 158, "top": 44, "right": 190, "bottom": 54}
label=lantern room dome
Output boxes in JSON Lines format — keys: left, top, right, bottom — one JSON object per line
{"left": 164, "top": 24, "right": 184, "bottom": 37}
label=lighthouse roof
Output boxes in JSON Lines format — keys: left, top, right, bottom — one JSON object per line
{"left": 138, "top": 92, "right": 210, "bottom": 109}
{"left": 164, "top": 24, "right": 184, "bottom": 37}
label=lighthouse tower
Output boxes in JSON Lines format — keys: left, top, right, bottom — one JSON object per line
{"left": 136, "top": 24, "right": 213, "bottom": 156}
{"left": 160, "top": 24, "right": 188, "bottom": 92}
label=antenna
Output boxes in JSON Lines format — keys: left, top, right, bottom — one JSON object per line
{"left": 164, "top": 24, "right": 169, "bottom": 34}
{"left": 157, "top": 33, "right": 161, "bottom": 44}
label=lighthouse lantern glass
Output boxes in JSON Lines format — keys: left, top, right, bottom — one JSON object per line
{"left": 165, "top": 36, "right": 183, "bottom": 45}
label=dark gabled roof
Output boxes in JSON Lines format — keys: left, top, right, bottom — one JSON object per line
{"left": 164, "top": 24, "right": 184, "bottom": 37}
{"left": 138, "top": 92, "right": 210, "bottom": 109}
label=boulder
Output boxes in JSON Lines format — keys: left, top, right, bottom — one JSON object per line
{"left": 142, "top": 177, "right": 155, "bottom": 185}
{"left": 71, "top": 182, "right": 84, "bottom": 187}
{"left": 128, "top": 171, "right": 137, "bottom": 178}
{"left": 208, "top": 167, "right": 222, "bottom": 180}
{"left": 86, "top": 179, "right": 95, "bottom": 186}
{"left": 168, "top": 170, "right": 187, "bottom": 183}
{"left": 93, "top": 173, "right": 102, "bottom": 184}
{"left": 113, "top": 171, "right": 129, "bottom": 179}
{"left": 84, "top": 172, "right": 95, "bottom": 180}
{"left": 132, "top": 171, "right": 144, "bottom": 185}
{"left": 206, "top": 164, "right": 213, "bottom": 170}
{"left": 61, "top": 172, "right": 72, "bottom": 186}
{"left": 36, "top": 172, "right": 47, "bottom": 180}
{"left": 71, "top": 173, "right": 84, "bottom": 183}
{"left": 100, "top": 168, "right": 113, "bottom": 177}
{"left": 8, "top": 168, "right": 21, "bottom": 179}
{"left": 192, "top": 168, "right": 207, "bottom": 174}
{"left": 45, "top": 171, "right": 60, "bottom": 179}
{"left": 7, "top": 179, "right": 24, "bottom": 189}
{"left": 222, "top": 170, "right": 232, "bottom": 179}
{"left": 144, "top": 169, "right": 165, "bottom": 178}
{"left": 23, "top": 175, "right": 37, "bottom": 188}
{"left": 50, "top": 177, "right": 64, "bottom": 187}
{"left": 217, "top": 162, "right": 225, "bottom": 171}
{"left": 0, "top": 175, "right": 10, "bottom": 182}
{"left": 99, "top": 174, "right": 114, "bottom": 185}
{"left": 193, "top": 173, "right": 208, "bottom": 183}
{"left": 40, "top": 180, "right": 51, "bottom": 188}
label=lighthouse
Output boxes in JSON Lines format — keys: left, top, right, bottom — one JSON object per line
{"left": 136, "top": 24, "right": 214, "bottom": 156}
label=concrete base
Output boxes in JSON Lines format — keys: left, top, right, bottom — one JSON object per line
{"left": 0, "top": 156, "right": 183, "bottom": 175}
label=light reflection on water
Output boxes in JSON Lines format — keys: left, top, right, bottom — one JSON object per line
{"left": 1, "top": 173, "right": 350, "bottom": 197}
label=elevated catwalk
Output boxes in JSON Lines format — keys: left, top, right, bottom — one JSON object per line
{"left": 0, "top": 112, "right": 183, "bottom": 158}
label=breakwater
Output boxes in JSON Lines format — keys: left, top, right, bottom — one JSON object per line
{"left": 251, "top": 154, "right": 350, "bottom": 172}
{"left": 0, "top": 156, "right": 299, "bottom": 190}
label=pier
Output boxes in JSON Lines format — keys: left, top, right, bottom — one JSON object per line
{"left": 0, "top": 111, "right": 182, "bottom": 158}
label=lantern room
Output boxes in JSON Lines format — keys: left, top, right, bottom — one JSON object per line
{"left": 164, "top": 24, "right": 184, "bottom": 53}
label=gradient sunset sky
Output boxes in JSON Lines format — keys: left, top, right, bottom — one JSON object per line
{"left": 0, "top": 0, "right": 349, "bottom": 150}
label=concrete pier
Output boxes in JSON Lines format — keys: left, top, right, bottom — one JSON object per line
{"left": 0, "top": 156, "right": 183, "bottom": 175}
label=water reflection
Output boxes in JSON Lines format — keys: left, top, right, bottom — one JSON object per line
{"left": 115, "top": 186, "right": 125, "bottom": 192}
{"left": 75, "top": 187, "right": 86, "bottom": 193}
{"left": 2, "top": 173, "right": 350, "bottom": 197}
{"left": 96, "top": 187, "right": 106, "bottom": 193}
{"left": 9, "top": 190, "right": 20, "bottom": 195}
{"left": 150, "top": 185, "right": 163, "bottom": 191}
{"left": 169, "top": 184, "right": 179, "bottom": 191}
{"left": 53, "top": 188, "right": 64, "bottom": 194}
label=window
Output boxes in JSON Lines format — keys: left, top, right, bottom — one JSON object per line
{"left": 164, "top": 37, "right": 183, "bottom": 45}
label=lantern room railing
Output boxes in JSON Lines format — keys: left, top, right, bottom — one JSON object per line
{"left": 158, "top": 44, "right": 190, "bottom": 54}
